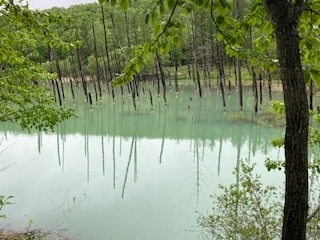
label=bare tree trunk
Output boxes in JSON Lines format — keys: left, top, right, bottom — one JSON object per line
{"left": 92, "top": 18, "right": 102, "bottom": 99}
{"left": 55, "top": 57, "right": 65, "bottom": 101}
{"left": 233, "top": 58, "right": 238, "bottom": 87}
{"left": 259, "top": 73, "right": 263, "bottom": 110}
{"left": 149, "top": 89, "right": 153, "bottom": 110}
{"left": 187, "top": 24, "right": 196, "bottom": 87}
{"left": 253, "top": 70, "right": 258, "bottom": 114}
{"left": 216, "top": 43, "right": 226, "bottom": 110}
{"left": 170, "top": 49, "right": 179, "bottom": 93}
{"left": 191, "top": 13, "right": 202, "bottom": 97}
{"left": 75, "top": 30, "right": 88, "bottom": 102}
{"left": 156, "top": 53, "right": 167, "bottom": 106}
{"left": 267, "top": 71, "right": 272, "bottom": 101}
{"left": 235, "top": 0, "right": 243, "bottom": 110}
{"left": 63, "top": 61, "right": 75, "bottom": 102}
{"left": 309, "top": 79, "right": 313, "bottom": 111}
{"left": 100, "top": 5, "right": 113, "bottom": 82}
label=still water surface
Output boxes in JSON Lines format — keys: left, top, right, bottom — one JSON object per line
{"left": 0, "top": 85, "right": 285, "bottom": 239}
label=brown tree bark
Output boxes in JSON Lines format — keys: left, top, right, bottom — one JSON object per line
{"left": 265, "top": 1, "right": 308, "bottom": 239}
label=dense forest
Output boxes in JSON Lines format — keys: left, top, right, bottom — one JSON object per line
{"left": 12, "top": 0, "right": 286, "bottom": 111}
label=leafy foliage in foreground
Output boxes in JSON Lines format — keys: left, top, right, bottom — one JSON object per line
{"left": 0, "top": 195, "right": 13, "bottom": 219}
{"left": 197, "top": 161, "right": 282, "bottom": 239}
{"left": 197, "top": 160, "right": 320, "bottom": 239}
{"left": 0, "top": 1, "right": 74, "bottom": 131}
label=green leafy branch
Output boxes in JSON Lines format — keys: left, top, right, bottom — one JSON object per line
{"left": 0, "top": 195, "right": 13, "bottom": 219}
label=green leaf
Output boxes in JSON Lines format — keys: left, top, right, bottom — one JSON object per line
{"left": 305, "top": 40, "right": 312, "bottom": 50}
{"left": 110, "top": 0, "right": 117, "bottom": 6}
{"left": 310, "top": 69, "right": 320, "bottom": 87}
{"left": 225, "top": 35, "right": 236, "bottom": 45}
{"left": 216, "top": 15, "right": 225, "bottom": 25}
{"left": 303, "top": 70, "right": 311, "bottom": 84}
{"left": 120, "top": 0, "right": 129, "bottom": 10}
{"left": 151, "top": 11, "right": 158, "bottom": 25}
{"left": 184, "top": 2, "right": 194, "bottom": 14}
{"left": 168, "top": 0, "right": 175, "bottom": 10}
{"left": 216, "top": 33, "right": 224, "bottom": 42}
{"left": 219, "top": 0, "right": 228, "bottom": 9}
{"left": 153, "top": 24, "right": 160, "bottom": 37}
{"left": 159, "top": 4, "right": 165, "bottom": 15}
{"left": 145, "top": 13, "right": 149, "bottom": 24}
{"left": 173, "top": 36, "right": 181, "bottom": 46}
{"left": 98, "top": 0, "right": 106, "bottom": 4}
{"left": 169, "top": 35, "right": 181, "bottom": 46}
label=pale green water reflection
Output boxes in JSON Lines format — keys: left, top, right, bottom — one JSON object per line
{"left": 0, "top": 85, "right": 285, "bottom": 240}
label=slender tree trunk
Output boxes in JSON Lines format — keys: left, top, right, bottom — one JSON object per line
{"left": 149, "top": 89, "right": 153, "bottom": 110}
{"left": 259, "top": 73, "right": 263, "bottom": 110}
{"left": 200, "top": 20, "right": 209, "bottom": 88}
{"left": 156, "top": 53, "right": 167, "bottom": 106}
{"left": 233, "top": 58, "right": 238, "bottom": 87}
{"left": 69, "top": 54, "right": 79, "bottom": 86}
{"left": 216, "top": 43, "right": 226, "bottom": 110}
{"left": 237, "top": 59, "right": 243, "bottom": 110}
{"left": 309, "top": 80, "right": 313, "bottom": 111}
{"left": 92, "top": 18, "right": 102, "bottom": 99}
{"left": 110, "top": 12, "right": 126, "bottom": 64}
{"left": 187, "top": 21, "right": 196, "bottom": 87}
{"left": 265, "top": 1, "right": 308, "bottom": 239}
{"left": 170, "top": 49, "right": 179, "bottom": 94}
{"left": 63, "top": 61, "right": 75, "bottom": 102}
{"left": 76, "top": 42, "right": 88, "bottom": 102}
{"left": 235, "top": 0, "right": 243, "bottom": 110}
{"left": 267, "top": 71, "right": 272, "bottom": 101}
{"left": 100, "top": 5, "right": 113, "bottom": 81}
{"left": 252, "top": 70, "right": 258, "bottom": 114}
{"left": 124, "top": 12, "right": 131, "bottom": 47}
{"left": 54, "top": 79, "right": 62, "bottom": 107}
{"left": 55, "top": 57, "right": 65, "bottom": 100}
{"left": 191, "top": 13, "right": 202, "bottom": 97}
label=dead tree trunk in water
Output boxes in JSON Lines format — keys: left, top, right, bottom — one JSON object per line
{"left": 51, "top": 79, "right": 57, "bottom": 103}
{"left": 156, "top": 53, "right": 167, "bottom": 106}
{"left": 252, "top": 70, "right": 258, "bottom": 114}
{"left": 55, "top": 57, "right": 65, "bottom": 101}
{"left": 100, "top": 5, "right": 113, "bottom": 82}
{"left": 48, "top": 48, "right": 61, "bottom": 106}
{"left": 75, "top": 31, "right": 88, "bottom": 102}
{"left": 154, "top": 64, "right": 161, "bottom": 97}
{"left": 216, "top": 43, "right": 226, "bottom": 110}
{"left": 92, "top": 18, "right": 102, "bottom": 99}
{"left": 63, "top": 61, "right": 75, "bottom": 102}
{"left": 187, "top": 25, "right": 196, "bottom": 87}
{"left": 171, "top": 49, "right": 179, "bottom": 94}
{"left": 267, "top": 71, "right": 272, "bottom": 101}
{"left": 237, "top": 59, "right": 243, "bottom": 110}
{"left": 149, "top": 89, "right": 154, "bottom": 110}
{"left": 259, "top": 73, "right": 263, "bottom": 110}
{"left": 235, "top": 0, "right": 243, "bottom": 110}
{"left": 174, "top": 57, "right": 179, "bottom": 94}
{"left": 191, "top": 13, "right": 202, "bottom": 97}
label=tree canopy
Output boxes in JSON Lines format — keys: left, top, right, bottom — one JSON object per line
{"left": 0, "top": 0, "right": 73, "bottom": 131}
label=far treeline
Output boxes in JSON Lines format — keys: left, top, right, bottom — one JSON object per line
{"left": 10, "top": 0, "right": 295, "bottom": 110}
